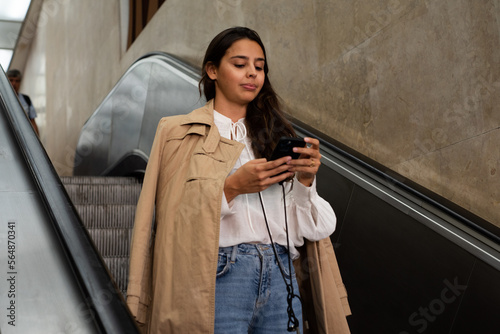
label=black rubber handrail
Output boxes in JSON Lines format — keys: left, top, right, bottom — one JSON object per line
{"left": 0, "top": 69, "right": 139, "bottom": 332}
{"left": 290, "top": 116, "right": 500, "bottom": 245}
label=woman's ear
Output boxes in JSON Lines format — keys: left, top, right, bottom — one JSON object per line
{"left": 206, "top": 62, "right": 217, "bottom": 80}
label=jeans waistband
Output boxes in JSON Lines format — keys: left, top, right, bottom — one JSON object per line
{"left": 218, "top": 243, "right": 288, "bottom": 257}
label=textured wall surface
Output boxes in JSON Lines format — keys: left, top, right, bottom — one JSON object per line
{"left": 17, "top": 0, "right": 500, "bottom": 225}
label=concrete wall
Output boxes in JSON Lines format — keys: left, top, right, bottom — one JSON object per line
{"left": 16, "top": 0, "right": 500, "bottom": 225}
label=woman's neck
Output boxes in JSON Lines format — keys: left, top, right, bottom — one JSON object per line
{"left": 213, "top": 98, "right": 247, "bottom": 122}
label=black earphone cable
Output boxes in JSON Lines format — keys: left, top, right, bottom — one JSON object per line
{"left": 258, "top": 183, "right": 302, "bottom": 332}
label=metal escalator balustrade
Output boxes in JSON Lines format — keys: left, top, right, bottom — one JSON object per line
{"left": 0, "top": 66, "right": 139, "bottom": 333}
{"left": 74, "top": 52, "right": 205, "bottom": 177}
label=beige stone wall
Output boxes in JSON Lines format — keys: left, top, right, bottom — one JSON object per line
{"left": 17, "top": 0, "right": 500, "bottom": 225}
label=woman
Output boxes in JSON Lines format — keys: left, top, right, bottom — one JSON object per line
{"left": 127, "top": 27, "right": 350, "bottom": 333}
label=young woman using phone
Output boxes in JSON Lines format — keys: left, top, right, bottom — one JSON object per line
{"left": 127, "top": 27, "right": 350, "bottom": 333}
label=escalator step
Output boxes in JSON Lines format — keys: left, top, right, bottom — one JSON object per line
{"left": 60, "top": 175, "right": 141, "bottom": 185}
{"left": 73, "top": 204, "right": 137, "bottom": 229}
{"left": 63, "top": 183, "right": 141, "bottom": 205}
{"left": 87, "top": 228, "right": 132, "bottom": 257}
{"left": 61, "top": 176, "right": 142, "bottom": 298}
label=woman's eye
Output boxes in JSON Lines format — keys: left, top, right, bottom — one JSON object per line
{"left": 234, "top": 64, "right": 244, "bottom": 68}
{"left": 255, "top": 66, "right": 263, "bottom": 71}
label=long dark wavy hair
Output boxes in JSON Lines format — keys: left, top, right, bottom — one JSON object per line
{"left": 199, "top": 27, "right": 296, "bottom": 160}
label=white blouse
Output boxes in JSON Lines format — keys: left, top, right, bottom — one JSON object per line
{"left": 213, "top": 111, "right": 336, "bottom": 258}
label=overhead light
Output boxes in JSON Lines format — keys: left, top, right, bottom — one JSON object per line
{"left": 0, "top": 0, "right": 31, "bottom": 21}
{"left": 0, "top": 0, "right": 32, "bottom": 70}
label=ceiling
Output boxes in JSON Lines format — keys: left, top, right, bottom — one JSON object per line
{"left": 0, "top": 0, "right": 31, "bottom": 71}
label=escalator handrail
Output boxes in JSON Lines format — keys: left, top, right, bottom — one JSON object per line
{"left": 0, "top": 69, "right": 139, "bottom": 332}
{"left": 290, "top": 117, "right": 500, "bottom": 245}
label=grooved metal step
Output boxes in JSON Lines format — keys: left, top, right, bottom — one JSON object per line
{"left": 63, "top": 183, "right": 141, "bottom": 205}
{"left": 61, "top": 176, "right": 142, "bottom": 297}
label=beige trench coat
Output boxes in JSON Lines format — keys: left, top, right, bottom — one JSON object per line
{"left": 127, "top": 100, "right": 351, "bottom": 333}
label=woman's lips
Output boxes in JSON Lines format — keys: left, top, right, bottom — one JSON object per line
{"left": 242, "top": 83, "right": 257, "bottom": 90}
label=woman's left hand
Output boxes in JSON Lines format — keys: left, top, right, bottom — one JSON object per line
{"left": 287, "top": 137, "right": 321, "bottom": 187}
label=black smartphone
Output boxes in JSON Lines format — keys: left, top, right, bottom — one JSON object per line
{"left": 270, "top": 137, "right": 306, "bottom": 161}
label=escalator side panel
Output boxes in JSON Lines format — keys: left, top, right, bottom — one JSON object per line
{"left": 316, "top": 166, "right": 356, "bottom": 245}
{"left": 0, "top": 99, "right": 100, "bottom": 333}
{"left": 75, "top": 98, "right": 112, "bottom": 176}
{"left": 138, "top": 61, "right": 204, "bottom": 156}
{"left": 74, "top": 55, "right": 205, "bottom": 177}
{"left": 451, "top": 260, "right": 500, "bottom": 333}
{"left": 0, "top": 193, "right": 99, "bottom": 333}
{"left": 335, "top": 184, "right": 495, "bottom": 333}
{"left": 108, "top": 63, "right": 151, "bottom": 167}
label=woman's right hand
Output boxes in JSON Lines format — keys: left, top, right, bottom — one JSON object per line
{"left": 224, "top": 157, "right": 294, "bottom": 203}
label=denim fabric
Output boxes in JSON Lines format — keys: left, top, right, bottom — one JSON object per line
{"left": 214, "top": 243, "right": 302, "bottom": 334}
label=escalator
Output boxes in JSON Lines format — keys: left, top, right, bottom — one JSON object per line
{"left": 2, "top": 50, "right": 499, "bottom": 333}
{"left": 0, "top": 69, "right": 138, "bottom": 333}
{"left": 74, "top": 53, "right": 500, "bottom": 334}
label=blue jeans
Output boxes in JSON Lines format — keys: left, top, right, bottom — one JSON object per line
{"left": 214, "top": 243, "right": 302, "bottom": 334}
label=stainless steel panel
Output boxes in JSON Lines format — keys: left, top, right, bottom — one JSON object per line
{"left": 108, "top": 62, "right": 151, "bottom": 168}
{"left": 0, "top": 194, "right": 99, "bottom": 333}
{"left": 0, "top": 104, "right": 99, "bottom": 332}
{"left": 138, "top": 60, "right": 204, "bottom": 155}
{"left": 74, "top": 96, "right": 113, "bottom": 176}
{"left": 74, "top": 53, "right": 205, "bottom": 176}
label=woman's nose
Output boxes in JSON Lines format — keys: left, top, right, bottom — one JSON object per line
{"left": 247, "top": 65, "right": 256, "bottom": 77}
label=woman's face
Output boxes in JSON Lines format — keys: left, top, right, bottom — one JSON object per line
{"left": 207, "top": 38, "right": 266, "bottom": 109}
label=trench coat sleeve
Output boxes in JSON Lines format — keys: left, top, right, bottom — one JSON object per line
{"left": 295, "top": 237, "right": 351, "bottom": 334}
{"left": 126, "top": 119, "right": 166, "bottom": 326}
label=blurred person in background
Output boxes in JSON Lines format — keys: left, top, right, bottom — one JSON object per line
{"left": 7, "top": 69, "right": 39, "bottom": 136}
